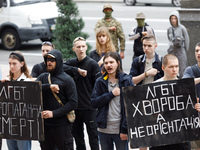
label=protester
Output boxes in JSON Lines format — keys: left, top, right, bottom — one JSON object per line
{"left": 183, "top": 42, "right": 200, "bottom": 150}
{"left": 31, "top": 41, "right": 55, "bottom": 79}
{"left": 129, "top": 12, "right": 154, "bottom": 59}
{"left": 36, "top": 49, "right": 78, "bottom": 150}
{"left": 91, "top": 51, "right": 134, "bottom": 150}
{"left": 183, "top": 42, "right": 200, "bottom": 96}
{"left": 94, "top": 4, "right": 126, "bottom": 59}
{"left": 129, "top": 35, "right": 163, "bottom": 150}
{"left": 1, "top": 51, "right": 31, "bottom": 150}
{"left": 167, "top": 10, "right": 189, "bottom": 78}
{"left": 89, "top": 26, "right": 122, "bottom": 71}
{"left": 129, "top": 35, "right": 164, "bottom": 85}
{"left": 150, "top": 54, "right": 191, "bottom": 150}
{"left": 63, "top": 37, "right": 101, "bottom": 150}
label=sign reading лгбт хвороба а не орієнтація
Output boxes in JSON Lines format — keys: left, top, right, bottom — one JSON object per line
{"left": 0, "top": 81, "right": 44, "bottom": 141}
{"left": 123, "top": 78, "right": 200, "bottom": 148}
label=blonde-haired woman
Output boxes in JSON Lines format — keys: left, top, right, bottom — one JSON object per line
{"left": 2, "top": 51, "right": 31, "bottom": 150}
{"left": 89, "top": 26, "right": 121, "bottom": 69}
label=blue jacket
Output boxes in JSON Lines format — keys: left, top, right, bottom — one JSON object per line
{"left": 129, "top": 52, "right": 164, "bottom": 85}
{"left": 91, "top": 72, "right": 134, "bottom": 134}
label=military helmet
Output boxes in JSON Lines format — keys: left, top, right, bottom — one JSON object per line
{"left": 103, "top": 4, "right": 113, "bottom": 12}
{"left": 135, "top": 12, "right": 146, "bottom": 20}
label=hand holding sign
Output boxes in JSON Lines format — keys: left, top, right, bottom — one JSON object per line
{"left": 42, "top": 110, "right": 53, "bottom": 119}
{"left": 195, "top": 98, "right": 200, "bottom": 111}
{"left": 120, "top": 133, "right": 128, "bottom": 141}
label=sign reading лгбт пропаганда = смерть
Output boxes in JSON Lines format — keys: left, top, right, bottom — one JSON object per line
{"left": 0, "top": 81, "right": 44, "bottom": 141}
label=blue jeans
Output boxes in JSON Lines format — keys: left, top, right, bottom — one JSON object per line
{"left": 99, "top": 132, "right": 129, "bottom": 150}
{"left": 6, "top": 139, "right": 31, "bottom": 150}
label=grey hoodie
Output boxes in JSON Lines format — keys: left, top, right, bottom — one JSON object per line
{"left": 167, "top": 11, "right": 189, "bottom": 51}
{"left": 167, "top": 11, "right": 190, "bottom": 78}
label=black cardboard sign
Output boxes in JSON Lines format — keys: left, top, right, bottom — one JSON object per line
{"left": 123, "top": 78, "right": 200, "bottom": 148}
{"left": 0, "top": 81, "right": 44, "bottom": 141}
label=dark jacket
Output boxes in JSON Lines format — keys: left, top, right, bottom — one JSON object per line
{"left": 91, "top": 72, "right": 134, "bottom": 134}
{"left": 129, "top": 52, "right": 164, "bottom": 85}
{"left": 37, "top": 49, "right": 78, "bottom": 127}
{"left": 63, "top": 56, "right": 101, "bottom": 110}
{"left": 31, "top": 62, "right": 47, "bottom": 78}
{"left": 88, "top": 49, "right": 122, "bottom": 68}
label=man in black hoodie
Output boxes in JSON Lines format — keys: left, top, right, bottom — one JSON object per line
{"left": 37, "top": 49, "right": 78, "bottom": 150}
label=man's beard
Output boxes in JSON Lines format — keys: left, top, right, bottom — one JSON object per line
{"left": 47, "top": 65, "right": 55, "bottom": 73}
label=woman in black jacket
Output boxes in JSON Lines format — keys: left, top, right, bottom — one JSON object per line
{"left": 89, "top": 26, "right": 121, "bottom": 72}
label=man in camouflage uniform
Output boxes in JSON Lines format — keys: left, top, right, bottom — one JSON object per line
{"left": 94, "top": 4, "right": 126, "bottom": 59}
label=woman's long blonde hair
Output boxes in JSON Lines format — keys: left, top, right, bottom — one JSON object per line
{"left": 95, "top": 26, "right": 116, "bottom": 56}
{"left": 9, "top": 51, "right": 30, "bottom": 80}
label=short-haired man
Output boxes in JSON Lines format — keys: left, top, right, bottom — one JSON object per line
{"left": 91, "top": 51, "right": 134, "bottom": 150}
{"left": 154, "top": 54, "right": 179, "bottom": 82}
{"left": 63, "top": 37, "right": 101, "bottom": 150}
{"left": 129, "top": 35, "right": 164, "bottom": 85}
{"left": 31, "top": 41, "right": 55, "bottom": 79}
{"left": 37, "top": 49, "right": 78, "bottom": 150}
{"left": 150, "top": 54, "right": 190, "bottom": 150}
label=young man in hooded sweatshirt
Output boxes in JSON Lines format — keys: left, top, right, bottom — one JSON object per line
{"left": 37, "top": 49, "right": 78, "bottom": 150}
{"left": 167, "top": 10, "right": 189, "bottom": 78}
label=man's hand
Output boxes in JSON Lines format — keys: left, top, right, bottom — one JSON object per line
{"left": 142, "top": 31, "right": 148, "bottom": 36}
{"left": 109, "top": 26, "right": 117, "bottom": 31}
{"left": 146, "top": 68, "right": 159, "bottom": 77}
{"left": 120, "top": 51, "right": 124, "bottom": 59}
{"left": 78, "top": 68, "right": 87, "bottom": 77}
{"left": 98, "top": 57, "right": 104, "bottom": 67}
{"left": 112, "top": 87, "right": 120, "bottom": 96}
{"left": 120, "top": 133, "right": 128, "bottom": 140}
{"left": 195, "top": 98, "right": 200, "bottom": 111}
{"left": 42, "top": 110, "right": 53, "bottom": 119}
{"left": 50, "top": 84, "right": 59, "bottom": 93}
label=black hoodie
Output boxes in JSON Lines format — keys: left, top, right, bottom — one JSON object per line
{"left": 37, "top": 49, "right": 78, "bottom": 127}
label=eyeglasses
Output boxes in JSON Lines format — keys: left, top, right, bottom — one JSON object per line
{"left": 42, "top": 41, "right": 54, "bottom": 47}
{"left": 47, "top": 58, "right": 56, "bottom": 62}
{"left": 73, "top": 37, "right": 85, "bottom": 44}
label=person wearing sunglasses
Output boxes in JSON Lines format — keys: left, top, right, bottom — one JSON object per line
{"left": 36, "top": 49, "right": 78, "bottom": 150}
{"left": 31, "top": 41, "right": 55, "bottom": 80}
{"left": 63, "top": 37, "right": 101, "bottom": 150}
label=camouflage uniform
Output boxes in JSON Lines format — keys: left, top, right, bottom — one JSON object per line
{"left": 94, "top": 18, "right": 125, "bottom": 52}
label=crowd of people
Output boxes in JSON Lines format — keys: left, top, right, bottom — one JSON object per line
{"left": 0, "top": 3, "right": 200, "bottom": 150}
